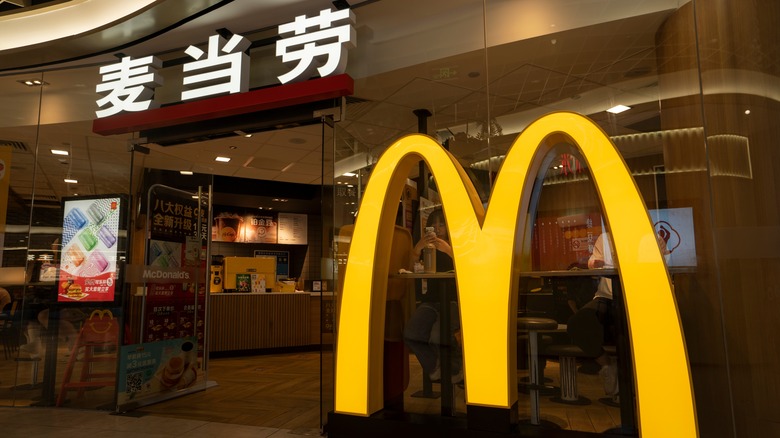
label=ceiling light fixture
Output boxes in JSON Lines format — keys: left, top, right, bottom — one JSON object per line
{"left": 606, "top": 104, "right": 631, "bottom": 114}
{"left": 51, "top": 149, "right": 69, "bottom": 156}
{"left": 342, "top": 172, "right": 357, "bottom": 177}
{"left": 64, "top": 178, "right": 78, "bottom": 184}
{"left": 18, "top": 79, "right": 49, "bottom": 87}
{"left": 215, "top": 156, "right": 231, "bottom": 162}
{"left": 180, "top": 170, "right": 193, "bottom": 175}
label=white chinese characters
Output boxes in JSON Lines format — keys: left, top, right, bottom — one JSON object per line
{"left": 95, "top": 56, "right": 163, "bottom": 118}
{"left": 182, "top": 33, "right": 251, "bottom": 101}
{"left": 276, "top": 8, "right": 356, "bottom": 84}
{"left": 94, "top": 8, "right": 356, "bottom": 118}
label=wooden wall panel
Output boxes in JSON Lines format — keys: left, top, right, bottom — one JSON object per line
{"left": 658, "top": 1, "right": 780, "bottom": 436}
{"left": 208, "top": 293, "right": 311, "bottom": 352}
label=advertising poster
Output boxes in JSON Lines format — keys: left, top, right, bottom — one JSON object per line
{"left": 58, "top": 196, "right": 121, "bottom": 302}
{"left": 649, "top": 207, "right": 698, "bottom": 267}
{"left": 117, "top": 337, "right": 201, "bottom": 408}
{"left": 242, "top": 214, "right": 277, "bottom": 243}
{"left": 144, "top": 186, "right": 207, "bottom": 345}
{"left": 212, "top": 209, "right": 278, "bottom": 243}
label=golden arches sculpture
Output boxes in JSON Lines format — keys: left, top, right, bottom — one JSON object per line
{"left": 334, "top": 112, "right": 697, "bottom": 437}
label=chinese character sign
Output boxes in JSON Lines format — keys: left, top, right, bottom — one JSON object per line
{"left": 276, "top": 8, "right": 356, "bottom": 84}
{"left": 95, "top": 56, "right": 163, "bottom": 118}
{"left": 94, "top": 8, "right": 356, "bottom": 117}
{"left": 182, "top": 33, "right": 251, "bottom": 101}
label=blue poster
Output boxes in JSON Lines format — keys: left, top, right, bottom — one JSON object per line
{"left": 117, "top": 337, "right": 199, "bottom": 408}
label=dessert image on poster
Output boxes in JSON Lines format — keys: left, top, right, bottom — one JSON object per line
{"left": 58, "top": 197, "right": 121, "bottom": 302}
{"left": 117, "top": 337, "right": 199, "bottom": 407}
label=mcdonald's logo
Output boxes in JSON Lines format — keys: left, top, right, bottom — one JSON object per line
{"left": 334, "top": 112, "right": 698, "bottom": 437}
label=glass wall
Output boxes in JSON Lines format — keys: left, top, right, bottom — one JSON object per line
{"left": 332, "top": 0, "right": 778, "bottom": 437}
{"left": 0, "top": 1, "right": 778, "bottom": 437}
{"left": 0, "top": 66, "right": 134, "bottom": 408}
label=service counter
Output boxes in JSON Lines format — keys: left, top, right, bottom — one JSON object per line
{"left": 128, "top": 291, "right": 335, "bottom": 353}
{"left": 208, "top": 292, "right": 334, "bottom": 352}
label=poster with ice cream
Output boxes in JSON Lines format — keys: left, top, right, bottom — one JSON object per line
{"left": 58, "top": 196, "right": 121, "bottom": 302}
{"left": 117, "top": 337, "right": 200, "bottom": 409}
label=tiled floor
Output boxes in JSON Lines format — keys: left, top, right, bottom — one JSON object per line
{"left": 0, "top": 406, "right": 321, "bottom": 438}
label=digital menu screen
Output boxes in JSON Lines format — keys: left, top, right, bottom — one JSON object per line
{"left": 58, "top": 196, "right": 121, "bottom": 302}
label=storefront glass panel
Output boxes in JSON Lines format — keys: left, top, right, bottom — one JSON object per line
{"left": 0, "top": 1, "right": 778, "bottom": 437}
{"left": 0, "top": 71, "right": 44, "bottom": 407}
{"left": 327, "top": 0, "right": 769, "bottom": 436}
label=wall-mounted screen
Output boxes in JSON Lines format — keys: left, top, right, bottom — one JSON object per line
{"left": 58, "top": 196, "right": 122, "bottom": 302}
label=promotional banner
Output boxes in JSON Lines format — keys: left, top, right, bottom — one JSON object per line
{"left": 144, "top": 186, "right": 207, "bottom": 344}
{"left": 212, "top": 209, "right": 279, "bottom": 243}
{"left": 117, "top": 337, "right": 201, "bottom": 408}
{"left": 58, "top": 196, "right": 121, "bottom": 302}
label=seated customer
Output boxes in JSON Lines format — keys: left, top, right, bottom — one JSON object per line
{"left": 403, "top": 208, "right": 463, "bottom": 383}
{"left": 568, "top": 231, "right": 670, "bottom": 397}
{"left": 567, "top": 233, "right": 618, "bottom": 397}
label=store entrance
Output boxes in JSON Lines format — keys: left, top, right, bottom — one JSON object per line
{"left": 120, "top": 117, "right": 338, "bottom": 432}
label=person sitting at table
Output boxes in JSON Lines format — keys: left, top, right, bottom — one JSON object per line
{"left": 567, "top": 232, "right": 619, "bottom": 398}
{"left": 568, "top": 231, "right": 670, "bottom": 398}
{"left": 403, "top": 208, "right": 463, "bottom": 383}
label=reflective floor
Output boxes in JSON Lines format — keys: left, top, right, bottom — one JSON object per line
{"left": 1, "top": 350, "right": 621, "bottom": 435}
{"left": 0, "top": 406, "right": 320, "bottom": 438}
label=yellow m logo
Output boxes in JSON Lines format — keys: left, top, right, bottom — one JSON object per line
{"left": 334, "top": 112, "right": 697, "bottom": 437}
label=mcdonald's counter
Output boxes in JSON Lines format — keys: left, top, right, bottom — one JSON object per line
{"left": 208, "top": 292, "right": 334, "bottom": 352}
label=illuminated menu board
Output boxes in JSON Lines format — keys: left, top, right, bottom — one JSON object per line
{"left": 58, "top": 196, "right": 121, "bottom": 302}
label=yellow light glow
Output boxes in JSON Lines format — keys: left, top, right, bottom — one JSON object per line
{"left": 334, "top": 112, "right": 697, "bottom": 437}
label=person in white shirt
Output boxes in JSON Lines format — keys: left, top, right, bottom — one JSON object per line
{"left": 567, "top": 233, "right": 618, "bottom": 397}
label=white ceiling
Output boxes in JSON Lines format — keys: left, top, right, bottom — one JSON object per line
{"left": 0, "top": 0, "right": 688, "bottom": 214}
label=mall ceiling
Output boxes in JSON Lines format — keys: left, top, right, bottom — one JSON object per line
{"left": 0, "top": 0, "right": 683, "bottom": 212}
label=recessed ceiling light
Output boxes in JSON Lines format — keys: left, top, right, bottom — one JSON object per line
{"left": 18, "top": 79, "right": 49, "bottom": 87}
{"left": 342, "top": 172, "right": 357, "bottom": 177}
{"left": 215, "top": 156, "right": 231, "bottom": 162}
{"left": 744, "top": 109, "right": 751, "bottom": 115}
{"left": 51, "top": 149, "right": 69, "bottom": 156}
{"left": 606, "top": 104, "right": 631, "bottom": 114}
{"left": 180, "top": 170, "right": 193, "bottom": 175}
{"left": 64, "top": 178, "right": 78, "bottom": 183}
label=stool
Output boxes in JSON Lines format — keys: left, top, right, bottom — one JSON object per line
{"left": 517, "top": 317, "right": 558, "bottom": 425}
{"left": 544, "top": 344, "right": 591, "bottom": 405}
{"left": 517, "top": 334, "right": 557, "bottom": 396}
